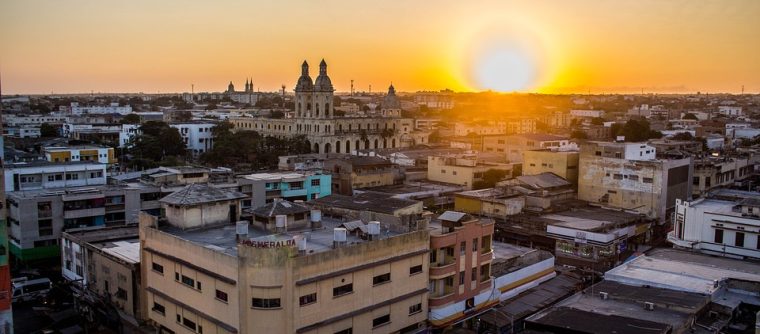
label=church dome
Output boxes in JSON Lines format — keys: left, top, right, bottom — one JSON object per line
{"left": 382, "top": 84, "right": 401, "bottom": 109}
{"left": 314, "top": 59, "right": 334, "bottom": 92}
{"left": 295, "top": 61, "right": 314, "bottom": 92}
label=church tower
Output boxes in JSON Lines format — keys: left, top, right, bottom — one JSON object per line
{"left": 313, "top": 59, "right": 335, "bottom": 119}
{"left": 295, "top": 61, "right": 314, "bottom": 118}
{"left": 227, "top": 81, "right": 235, "bottom": 93}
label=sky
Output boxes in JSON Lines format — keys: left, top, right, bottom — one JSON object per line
{"left": 1, "top": 0, "right": 759, "bottom": 95}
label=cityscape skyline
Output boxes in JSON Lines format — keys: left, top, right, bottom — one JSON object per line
{"left": 1, "top": 0, "right": 759, "bottom": 95}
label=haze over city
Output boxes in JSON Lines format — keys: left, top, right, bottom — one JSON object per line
{"left": 1, "top": 0, "right": 759, "bottom": 94}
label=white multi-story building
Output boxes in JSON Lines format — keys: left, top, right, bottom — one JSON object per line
{"left": 718, "top": 106, "right": 742, "bottom": 117}
{"left": 70, "top": 102, "right": 132, "bottom": 115}
{"left": 3, "top": 114, "right": 67, "bottom": 127}
{"left": 170, "top": 122, "right": 216, "bottom": 155}
{"left": 3, "top": 126, "right": 41, "bottom": 138}
{"left": 4, "top": 161, "right": 107, "bottom": 192}
{"left": 669, "top": 194, "right": 760, "bottom": 260}
{"left": 570, "top": 109, "right": 605, "bottom": 118}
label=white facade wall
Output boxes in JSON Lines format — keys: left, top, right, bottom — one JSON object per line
{"left": 170, "top": 123, "right": 216, "bottom": 155}
{"left": 70, "top": 102, "right": 132, "bottom": 115}
{"left": 4, "top": 163, "right": 107, "bottom": 192}
{"left": 623, "top": 143, "right": 656, "bottom": 161}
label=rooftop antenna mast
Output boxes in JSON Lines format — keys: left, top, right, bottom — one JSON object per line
{"left": 350, "top": 80, "right": 354, "bottom": 96}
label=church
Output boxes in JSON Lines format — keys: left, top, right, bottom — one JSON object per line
{"left": 230, "top": 59, "right": 430, "bottom": 153}
{"left": 226, "top": 78, "right": 258, "bottom": 105}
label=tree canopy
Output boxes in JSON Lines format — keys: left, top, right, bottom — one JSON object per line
{"left": 610, "top": 119, "right": 662, "bottom": 142}
{"left": 200, "top": 122, "right": 310, "bottom": 169}
{"left": 40, "top": 123, "right": 59, "bottom": 137}
{"left": 120, "top": 113, "right": 141, "bottom": 124}
{"left": 473, "top": 169, "right": 511, "bottom": 190}
{"left": 127, "top": 121, "right": 186, "bottom": 169}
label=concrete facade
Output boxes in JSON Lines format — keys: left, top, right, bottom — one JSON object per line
{"left": 522, "top": 149, "right": 580, "bottom": 186}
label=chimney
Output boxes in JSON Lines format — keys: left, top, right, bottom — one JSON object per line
{"left": 275, "top": 215, "right": 287, "bottom": 233}
{"left": 333, "top": 228, "right": 347, "bottom": 248}
{"left": 367, "top": 221, "right": 381, "bottom": 240}
{"left": 235, "top": 221, "right": 249, "bottom": 241}
{"left": 310, "top": 209, "right": 322, "bottom": 229}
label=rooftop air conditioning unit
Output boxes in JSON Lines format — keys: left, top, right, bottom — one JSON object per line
{"left": 644, "top": 302, "right": 655, "bottom": 311}
{"left": 599, "top": 292, "right": 608, "bottom": 300}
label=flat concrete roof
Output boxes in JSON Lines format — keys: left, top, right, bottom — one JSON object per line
{"left": 605, "top": 248, "right": 760, "bottom": 295}
{"left": 159, "top": 216, "right": 405, "bottom": 257}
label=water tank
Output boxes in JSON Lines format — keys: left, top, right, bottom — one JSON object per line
{"left": 235, "top": 221, "right": 249, "bottom": 236}
{"left": 294, "top": 235, "right": 307, "bottom": 251}
{"left": 310, "top": 210, "right": 322, "bottom": 223}
{"left": 333, "top": 228, "right": 347, "bottom": 242}
{"left": 275, "top": 215, "right": 287, "bottom": 228}
{"left": 368, "top": 221, "right": 381, "bottom": 235}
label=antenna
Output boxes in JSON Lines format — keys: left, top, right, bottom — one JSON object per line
{"left": 351, "top": 80, "right": 354, "bottom": 96}
{"left": 369, "top": 84, "right": 372, "bottom": 94}
{"left": 741, "top": 85, "right": 744, "bottom": 95}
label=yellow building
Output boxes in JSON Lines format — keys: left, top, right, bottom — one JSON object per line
{"left": 44, "top": 145, "right": 117, "bottom": 164}
{"left": 454, "top": 188, "right": 525, "bottom": 219}
{"left": 427, "top": 154, "right": 515, "bottom": 190}
{"left": 140, "top": 209, "right": 430, "bottom": 334}
{"left": 522, "top": 149, "right": 580, "bottom": 186}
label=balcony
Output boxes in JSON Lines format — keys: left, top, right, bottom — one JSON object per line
{"left": 64, "top": 207, "right": 106, "bottom": 220}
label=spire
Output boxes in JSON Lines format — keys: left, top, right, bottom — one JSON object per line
{"left": 301, "top": 60, "right": 309, "bottom": 76}
{"left": 319, "top": 59, "right": 327, "bottom": 75}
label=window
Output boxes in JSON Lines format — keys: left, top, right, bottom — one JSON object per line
{"left": 409, "top": 265, "right": 423, "bottom": 275}
{"left": 215, "top": 289, "right": 228, "bottom": 302}
{"left": 714, "top": 229, "right": 723, "bottom": 243}
{"left": 38, "top": 219, "right": 53, "bottom": 236}
{"left": 735, "top": 232, "right": 744, "bottom": 247}
{"left": 116, "top": 288, "right": 128, "bottom": 300}
{"left": 480, "top": 263, "right": 491, "bottom": 282}
{"left": 152, "top": 262, "right": 164, "bottom": 274}
{"left": 459, "top": 271, "right": 465, "bottom": 285}
{"left": 180, "top": 275, "right": 195, "bottom": 288}
{"left": 182, "top": 317, "right": 197, "bottom": 331}
{"left": 334, "top": 328, "right": 353, "bottom": 334}
{"left": 472, "top": 238, "right": 478, "bottom": 252}
{"left": 311, "top": 179, "right": 320, "bottom": 186}
{"left": 460, "top": 241, "right": 466, "bottom": 255}
{"left": 373, "top": 273, "right": 391, "bottom": 286}
{"left": 613, "top": 174, "right": 623, "bottom": 180}
{"left": 471, "top": 268, "right": 477, "bottom": 282}
{"left": 333, "top": 283, "right": 353, "bottom": 297}
{"left": 409, "top": 303, "right": 422, "bottom": 315}
{"left": 299, "top": 292, "right": 317, "bottom": 306}
{"left": 252, "top": 298, "right": 281, "bottom": 309}
{"left": 196, "top": 281, "right": 202, "bottom": 290}
{"left": 152, "top": 302, "right": 166, "bottom": 315}
{"left": 429, "top": 251, "right": 437, "bottom": 264}
{"left": 372, "top": 314, "right": 390, "bottom": 328}
{"left": 643, "top": 177, "right": 653, "bottom": 184}
{"left": 441, "top": 169, "right": 446, "bottom": 174}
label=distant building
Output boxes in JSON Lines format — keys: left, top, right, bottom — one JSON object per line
{"left": 718, "top": 105, "right": 742, "bottom": 117}
{"left": 70, "top": 102, "right": 132, "bottom": 115}
{"left": 4, "top": 161, "right": 107, "bottom": 192}
{"left": 427, "top": 154, "right": 516, "bottom": 190}
{"left": 522, "top": 149, "right": 580, "bottom": 185}
{"left": 43, "top": 145, "right": 117, "bottom": 165}
{"left": 482, "top": 133, "right": 574, "bottom": 163}
{"left": 578, "top": 142, "right": 692, "bottom": 221}
{"left": 323, "top": 156, "right": 400, "bottom": 195}
{"left": 569, "top": 109, "right": 604, "bottom": 118}
{"left": 415, "top": 91, "right": 454, "bottom": 109}
{"left": 236, "top": 171, "right": 331, "bottom": 210}
{"left": 169, "top": 122, "right": 216, "bottom": 156}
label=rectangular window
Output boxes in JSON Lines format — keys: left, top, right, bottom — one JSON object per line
{"left": 459, "top": 271, "right": 465, "bottom": 285}
{"left": 472, "top": 238, "right": 478, "bottom": 252}
{"left": 299, "top": 292, "right": 317, "bottom": 306}
{"left": 152, "top": 302, "right": 166, "bottom": 315}
{"left": 333, "top": 283, "right": 353, "bottom": 297}
{"left": 714, "top": 229, "right": 723, "bottom": 243}
{"left": 471, "top": 268, "right": 477, "bottom": 282}
{"left": 409, "top": 265, "right": 423, "bottom": 275}
{"left": 460, "top": 241, "right": 466, "bottom": 255}
{"left": 152, "top": 262, "right": 164, "bottom": 274}
{"left": 38, "top": 219, "right": 53, "bottom": 236}
{"left": 252, "top": 298, "right": 281, "bottom": 309}
{"left": 429, "top": 251, "right": 437, "bottom": 264}
{"left": 182, "top": 317, "right": 197, "bottom": 331}
{"left": 215, "top": 289, "right": 228, "bottom": 302}
{"left": 310, "top": 179, "right": 320, "bottom": 186}
{"left": 643, "top": 177, "right": 653, "bottom": 184}
{"left": 334, "top": 329, "right": 352, "bottom": 334}
{"left": 735, "top": 232, "right": 744, "bottom": 247}
{"left": 180, "top": 275, "right": 195, "bottom": 288}
{"left": 373, "top": 273, "right": 391, "bottom": 286}
{"left": 372, "top": 314, "right": 391, "bottom": 328}
{"left": 480, "top": 263, "right": 491, "bottom": 282}
{"left": 409, "top": 303, "right": 422, "bottom": 315}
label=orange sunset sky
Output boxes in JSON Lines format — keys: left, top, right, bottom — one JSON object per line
{"left": 1, "top": 0, "right": 759, "bottom": 95}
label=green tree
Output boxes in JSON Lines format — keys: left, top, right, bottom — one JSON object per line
{"left": 472, "top": 169, "right": 510, "bottom": 190}
{"left": 682, "top": 113, "right": 699, "bottom": 120}
{"left": 670, "top": 132, "right": 694, "bottom": 141}
{"left": 205, "top": 103, "right": 217, "bottom": 111}
{"left": 175, "top": 110, "right": 193, "bottom": 122}
{"left": 591, "top": 117, "right": 604, "bottom": 125}
{"left": 40, "top": 123, "right": 59, "bottom": 137}
{"left": 612, "top": 119, "right": 661, "bottom": 142}
{"left": 570, "top": 130, "right": 588, "bottom": 139}
{"left": 128, "top": 121, "right": 186, "bottom": 168}
{"left": 120, "top": 113, "right": 141, "bottom": 124}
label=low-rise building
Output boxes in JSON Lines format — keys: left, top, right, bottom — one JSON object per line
{"left": 578, "top": 141, "right": 692, "bottom": 221}
{"left": 139, "top": 207, "right": 430, "bottom": 333}
{"left": 669, "top": 192, "right": 760, "bottom": 260}
{"left": 522, "top": 148, "right": 580, "bottom": 185}
{"left": 427, "top": 154, "right": 516, "bottom": 190}
{"left": 237, "top": 171, "right": 331, "bottom": 210}
{"left": 4, "top": 161, "right": 107, "bottom": 192}
{"left": 692, "top": 154, "right": 755, "bottom": 197}
{"left": 483, "top": 134, "right": 573, "bottom": 163}
{"left": 44, "top": 145, "right": 117, "bottom": 164}
{"left": 323, "top": 156, "right": 400, "bottom": 195}
{"left": 311, "top": 192, "right": 427, "bottom": 230}
{"left": 169, "top": 122, "right": 217, "bottom": 156}
{"left": 159, "top": 184, "right": 246, "bottom": 230}
{"left": 61, "top": 226, "right": 141, "bottom": 322}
